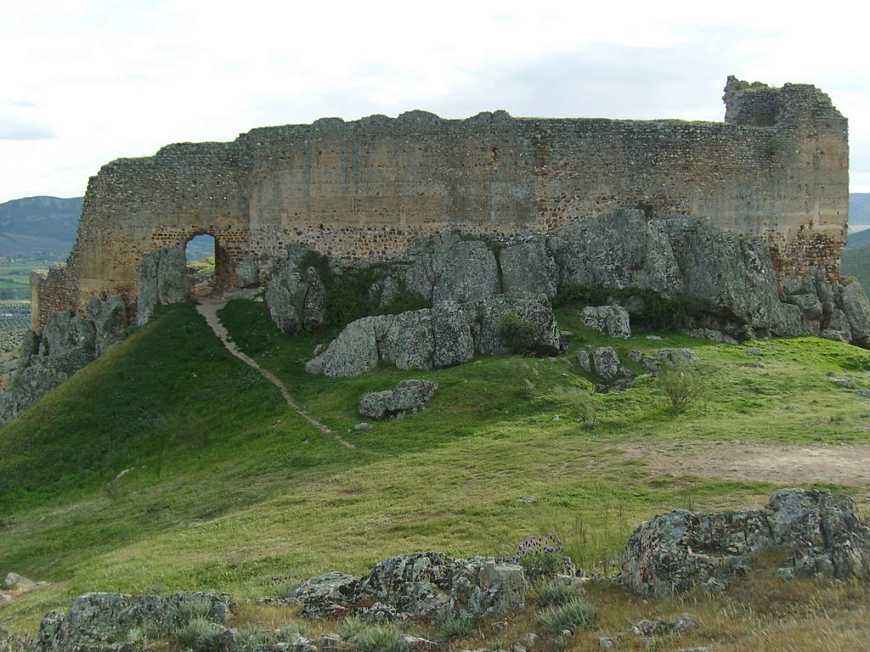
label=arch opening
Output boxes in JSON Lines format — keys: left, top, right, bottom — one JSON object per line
{"left": 186, "top": 234, "right": 217, "bottom": 297}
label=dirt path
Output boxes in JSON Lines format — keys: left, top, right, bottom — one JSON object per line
{"left": 196, "top": 298, "right": 354, "bottom": 449}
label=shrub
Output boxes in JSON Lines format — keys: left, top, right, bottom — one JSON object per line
{"left": 535, "top": 578, "right": 581, "bottom": 607}
{"left": 233, "top": 623, "right": 274, "bottom": 651}
{"left": 174, "top": 617, "right": 225, "bottom": 651}
{"left": 520, "top": 550, "right": 569, "bottom": 581}
{"left": 338, "top": 617, "right": 409, "bottom": 652}
{"left": 498, "top": 312, "right": 538, "bottom": 354}
{"left": 536, "top": 597, "right": 597, "bottom": 635}
{"left": 658, "top": 362, "right": 705, "bottom": 412}
{"left": 437, "top": 614, "right": 475, "bottom": 640}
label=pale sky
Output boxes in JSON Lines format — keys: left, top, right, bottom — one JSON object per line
{"left": 2, "top": 0, "right": 869, "bottom": 204}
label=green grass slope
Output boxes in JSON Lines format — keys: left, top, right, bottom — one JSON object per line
{"left": 1, "top": 300, "right": 869, "bottom": 639}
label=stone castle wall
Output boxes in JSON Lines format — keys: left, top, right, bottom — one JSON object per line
{"left": 32, "top": 76, "right": 849, "bottom": 330}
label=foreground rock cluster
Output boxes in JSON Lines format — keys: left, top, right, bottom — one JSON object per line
{"left": 8, "top": 489, "right": 865, "bottom": 651}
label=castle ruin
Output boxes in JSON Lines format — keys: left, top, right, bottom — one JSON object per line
{"left": 31, "top": 76, "right": 849, "bottom": 331}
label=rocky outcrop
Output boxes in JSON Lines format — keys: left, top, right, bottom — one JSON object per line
{"left": 581, "top": 305, "right": 631, "bottom": 338}
{"left": 358, "top": 379, "right": 438, "bottom": 420}
{"left": 620, "top": 489, "right": 870, "bottom": 597}
{"left": 627, "top": 348, "right": 698, "bottom": 374}
{"left": 137, "top": 246, "right": 187, "bottom": 326}
{"left": 500, "top": 236, "right": 558, "bottom": 298}
{"left": 295, "top": 552, "right": 527, "bottom": 622}
{"left": 405, "top": 234, "right": 500, "bottom": 304}
{"left": 34, "top": 591, "right": 232, "bottom": 651}
{"left": 306, "top": 294, "right": 559, "bottom": 377}
{"left": 265, "top": 246, "right": 327, "bottom": 334}
{"left": 0, "top": 295, "right": 130, "bottom": 426}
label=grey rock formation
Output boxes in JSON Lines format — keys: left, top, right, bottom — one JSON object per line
{"left": 87, "top": 295, "right": 127, "bottom": 355}
{"left": 34, "top": 591, "right": 232, "bottom": 651}
{"left": 358, "top": 379, "right": 438, "bottom": 420}
{"left": 294, "top": 572, "right": 361, "bottom": 619}
{"left": 620, "top": 489, "right": 870, "bottom": 597}
{"left": 235, "top": 255, "right": 259, "bottom": 288}
{"left": 265, "top": 247, "right": 326, "bottom": 334}
{"left": 137, "top": 247, "right": 187, "bottom": 326}
{"left": 578, "top": 346, "right": 631, "bottom": 384}
{"left": 307, "top": 295, "right": 560, "bottom": 377}
{"left": 840, "top": 281, "right": 870, "bottom": 345}
{"left": 500, "top": 237, "right": 558, "bottom": 298}
{"left": 581, "top": 305, "right": 631, "bottom": 338}
{"left": 431, "top": 300, "right": 475, "bottom": 368}
{"left": 406, "top": 234, "right": 500, "bottom": 304}
{"left": 629, "top": 348, "right": 698, "bottom": 374}
{"left": 471, "top": 293, "right": 561, "bottom": 356}
{"left": 4, "top": 573, "right": 37, "bottom": 592}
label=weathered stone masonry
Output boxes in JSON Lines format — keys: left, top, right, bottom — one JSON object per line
{"left": 31, "top": 76, "right": 848, "bottom": 330}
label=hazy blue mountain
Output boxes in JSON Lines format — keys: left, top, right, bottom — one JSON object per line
{"left": 0, "top": 196, "right": 83, "bottom": 258}
{"left": 852, "top": 193, "right": 870, "bottom": 226}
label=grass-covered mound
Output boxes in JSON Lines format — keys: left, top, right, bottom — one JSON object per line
{"left": 1, "top": 299, "right": 868, "bottom": 648}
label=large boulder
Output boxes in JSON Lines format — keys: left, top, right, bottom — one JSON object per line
{"left": 265, "top": 247, "right": 326, "bottom": 334}
{"left": 405, "top": 234, "right": 500, "bottom": 304}
{"left": 470, "top": 293, "right": 561, "bottom": 356}
{"left": 549, "top": 209, "right": 682, "bottom": 295}
{"left": 581, "top": 305, "right": 631, "bottom": 338}
{"left": 137, "top": 247, "right": 188, "bottom": 326}
{"left": 379, "top": 310, "right": 435, "bottom": 371}
{"left": 431, "top": 300, "right": 475, "bottom": 368}
{"left": 358, "top": 379, "right": 438, "bottom": 420}
{"left": 304, "top": 317, "right": 381, "bottom": 378}
{"left": 294, "top": 572, "right": 361, "bottom": 619}
{"left": 839, "top": 281, "right": 870, "bottom": 345}
{"left": 499, "top": 237, "right": 558, "bottom": 298}
{"left": 620, "top": 489, "right": 870, "bottom": 597}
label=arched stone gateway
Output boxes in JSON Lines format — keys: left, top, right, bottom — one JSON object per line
{"left": 31, "top": 76, "right": 849, "bottom": 331}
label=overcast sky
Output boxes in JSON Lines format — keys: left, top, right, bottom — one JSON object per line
{"left": 2, "top": 0, "right": 868, "bottom": 204}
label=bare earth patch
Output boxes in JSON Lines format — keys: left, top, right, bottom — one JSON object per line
{"left": 625, "top": 441, "right": 870, "bottom": 501}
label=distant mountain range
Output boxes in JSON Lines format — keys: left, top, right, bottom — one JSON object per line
{"left": 0, "top": 196, "right": 83, "bottom": 258}
{"left": 2, "top": 193, "right": 870, "bottom": 261}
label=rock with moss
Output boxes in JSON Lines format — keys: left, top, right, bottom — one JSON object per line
{"left": 137, "top": 246, "right": 187, "bottom": 326}
{"left": 379, "top": 310, "right": 436, "bottom": 371}
{"left": 33, "top": 591, "right": 233, "bottom": 651}
{"left": 581, "top": 305, "right": 631, "bottom": 338}
{"left": 294, "top": 572, "right": 362, "bottom": 619}
{"left": 620, "top": 489, "right": 870, "bottom": 597}
{"left": 500, "top": 237, "right": 558, "bottom": 298}
{"left": 359, "top": 379, "right": 438, "bottom": 420}
{"left": 265, "top": 247, "right": 326, "bottom": 335}
{"left": 839, "top": 281, "right": 870, "bottom": 345}
{"left": 431, "top": 300, "right": 475, "bottom": 368}
{"left": 304, "top": 317, "right": 381, "bottom": 377}
{"left": 472, "top": 294, "right": 560, "bottom": 356}
{"left": 87, "top": 295, "right": 127, "bottom": 355}
{"left": 405, "top": 234, "right": 500, "bottom": 304}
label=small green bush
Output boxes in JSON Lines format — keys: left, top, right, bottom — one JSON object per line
{"left": 536, "top": 597, "right": 597, "bottom": 635}
{"left": 535, "top": 578, "right": 581, "bottom": 607}
{"left": 658, "top": 362, "right": 705, "bottom": 412}
{"left": 520, "top": 550, "right": 568, "bottom": 581}
{"left": 174, "top": 617, "right": 225, "bottom": 651}
{"left": 338, "top": 617, "right": 409, "bottom": 652}
{"left": 498, "top": 312, "right": 538, "bottom": 354}
{"left": 437, "top": 614, "right": 475, "bottom": 640}
{"left": 233, "top": 623, "right": 274, "bottom": 651}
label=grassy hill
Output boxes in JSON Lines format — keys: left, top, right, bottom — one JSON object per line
{"left": 0, "top": 197, "right": 83, "bottom": 259}
{"left": 1, "top": 299, "right": 868, "bottom": 648}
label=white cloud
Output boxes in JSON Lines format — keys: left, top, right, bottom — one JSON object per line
{"left": 0, "top": 0, "right": 867, "bottom": 201}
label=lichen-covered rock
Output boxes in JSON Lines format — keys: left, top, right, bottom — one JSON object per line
{"left": 34, "top": 591, "right": 232, "bottom": 651}
{"left": 265, "top": 247, "right": 326, "bottom": 334}
{"left": 499, "top": 237, "right": 558, "bottom": 298}
{"left": 4, "top": 572, "right": 37, "bottom": 592}
{"left": 582, "top": 305, "right": 631, "bottom": 338}
{"left": 431, "top": 300, "right": 474, "bottom": 368}
{"left": 235, "top": 255, "right": 259, "bottom": 287}
{"left": 631, "top": 348, "right": 698, "bottom": 374}
{"left": 578, "top": 346, "right": 627, "bottom": 383}
{"left": 839, "top": 281, "right": 870, "bottom": 345}
{"left": 471, "top": 293, "right": 560, "bottom": 356}
{"left": 406, "top": 234, "right": 500, "bottom": 304}
{"left": 358, "top": 379, "right": 438, "bottom": 420}
{"left": 39, "top": 310, "right": 96, "bottom": 361}
{"left": 294, "top": 572, "right": 361, "bottom": 619}
{"left": 379, "top": 310, "right": 435, "bottom": 371}
{"left": 137, "top": 247, "right": 187, "bottom": 326}
{"left": 620, "top": 489, "right": 870, "bottom": 597}
{"left": 304, "top": 317, "right": 380, "bottom": 377}
{"left": 87, "top": 295, "right": 127, "bottom": 355}
{"left": 550, "top": 209, "right": 682, "bottom": 295}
